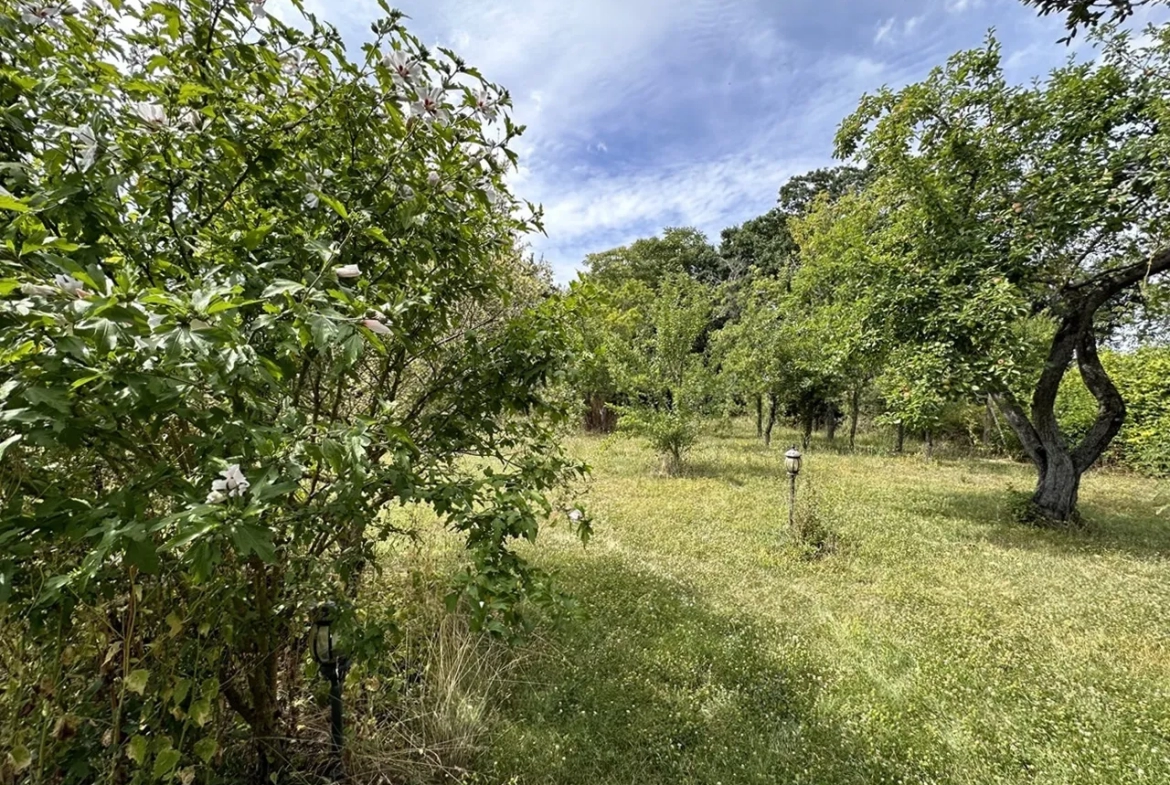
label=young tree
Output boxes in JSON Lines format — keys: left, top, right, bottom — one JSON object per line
{"left": 816, "top": 31, "right": 1170, "bottom": 522}
{"left": 610, "top": 274, "right": 712, "bottom": 473}
{"left": 0, "top": 0, "right": 586, "bottom": 778}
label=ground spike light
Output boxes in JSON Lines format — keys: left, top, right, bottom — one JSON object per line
{"left": 311, "top": 602, "right": 348, "bottom": 776}
{"left": 785, "top": 448, "right": 802, "bottom": 532}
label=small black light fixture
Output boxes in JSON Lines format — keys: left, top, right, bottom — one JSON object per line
{"left": 310, "top": 603, "right": 347, "bottom": 774}
{"left": 785, "top": 448, "right": 802, "bottom": 531}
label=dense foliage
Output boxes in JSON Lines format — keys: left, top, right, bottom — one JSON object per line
{"left": 0, "top": 0, "right": 586, "bottom": 780}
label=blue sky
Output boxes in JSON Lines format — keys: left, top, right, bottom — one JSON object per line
{"left": 271, "top": 0, "right": 1160, "bottom": 281}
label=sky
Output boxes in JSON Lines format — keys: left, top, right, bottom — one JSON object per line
{"left": 269, "top": 0, "right": 1160, "bottom": 282}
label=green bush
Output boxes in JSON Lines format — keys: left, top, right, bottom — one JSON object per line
{"left": 1056, "top": 347, "right": 1170, "bottom": 476}
{"left": 0, "top": 1, "right": 586, "bottom": 780}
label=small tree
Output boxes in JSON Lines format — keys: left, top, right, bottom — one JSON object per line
{"left": 611, "top": 274, "right": 712, "bottom": 473}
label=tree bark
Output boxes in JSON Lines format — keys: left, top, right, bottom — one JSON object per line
{"left": 895, "top": 421, "right": 904, "bottom": 454}
{"left": 826, "top": 408, "right": 838, "bottom": 442}
{"left": 755, "top": 394, "right": 764, "bottom": 439}
{"left": 924, "top": 429, "right": 934, "bottom": 460}
{"left": 764, "top": 393, "right": 778, "bottom": 447}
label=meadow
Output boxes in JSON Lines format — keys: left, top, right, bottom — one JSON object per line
{"left": 470, "top": 422, "right": 1170, "bottom": 785}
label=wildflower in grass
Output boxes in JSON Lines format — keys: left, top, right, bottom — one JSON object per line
{"left": 568, "top": 509, "right": 583, "bottom": 523}
{"left": 335, "top": 264, "right": 361, "bottom": 279}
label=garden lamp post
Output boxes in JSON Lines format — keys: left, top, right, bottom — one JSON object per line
{"left": 310, "top": 603, "right": 347, "bottom": 774}
{"left": 785, "top": 448, "right": 802, "bottom": 531}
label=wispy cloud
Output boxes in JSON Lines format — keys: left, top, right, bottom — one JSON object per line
{"left": 272, "top": 0, "right": 1103, "bottom": 281}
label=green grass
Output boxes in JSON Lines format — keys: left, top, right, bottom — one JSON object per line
{"left": 477, "top": 421, "right": 1170, "bottom": 784}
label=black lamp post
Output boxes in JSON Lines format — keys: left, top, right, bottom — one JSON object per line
{"left": 785, "top": 448, "right": 802, "bottom": 531}
{"left": 310, "top": 603, "right": 347, "bottom": 774}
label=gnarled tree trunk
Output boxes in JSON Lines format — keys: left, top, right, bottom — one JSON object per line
{"left": 994, "top": 297, "right": 1133, "bottom": 524}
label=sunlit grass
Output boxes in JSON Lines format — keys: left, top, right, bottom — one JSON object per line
{"left": 479, "top": 420, "right": 1170, "bottom": 784}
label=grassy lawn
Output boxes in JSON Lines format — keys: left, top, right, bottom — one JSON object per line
{"left": 478, "top": 421, "right": 1170, "bottom": 785}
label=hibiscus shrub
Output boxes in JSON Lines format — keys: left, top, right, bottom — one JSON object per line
{"left": 0, "top": 0, "right": 587, "bottom": 781}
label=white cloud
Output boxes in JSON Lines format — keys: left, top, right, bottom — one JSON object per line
{"left": 267, "top": 0, "right": 1110, "bottom": 282}
{"left": 875, "top": 14, "right": 925, "bottom": 47}
{"left": 946, "top": 0, "right": 980, "bottom": 12}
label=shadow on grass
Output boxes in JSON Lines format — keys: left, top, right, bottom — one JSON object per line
{"left": 902, "top": 483, "right": 1170, "bottom": 561}
{"left": 485, "top": 556, "right": 937, "bottom": 785}
{"left": 681, "top": 457, "right": 782, "bottom": 484}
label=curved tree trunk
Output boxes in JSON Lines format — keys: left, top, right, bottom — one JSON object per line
{"left": 994, "top": 315, "right": 1127, "bottom": 525}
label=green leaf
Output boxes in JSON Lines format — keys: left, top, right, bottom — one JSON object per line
{"left": 178, "top": 83, "right": 213, "bottom": 101}
{"left": 229, "top": 523, "right": 276, "bottom": 562}
{"left": 127, "top": 734, "right": 149, "bottom": 765}
{"left": 261, "top": 280, "right": 304, "bottom": 299}
{"left": 193, "top": 738, "right": 217, "bottom": 764}
{"left": 0, "top": 193, "right": 28, "bottom": 213}
{"left": 125, "top": 538, "right": 161, "bottom": 575}
{"left": 25, "top": 386, "right": 71, "bottom": 413}
{"left": 242, "top": 223, "right": 274, "bottom": 251}
{"left": 9, "top": 744, "right": 31, "bottom": 773}
{"left": 318, "top": 193, "right": 349, "bottom": 220}
{"left": 125, "top": 668, "right": 150, "bottom": 695}
{"left": 189, "top": 698, "right": 212, "bottom": 728}
{"left": 153, "top": 747, "right": 181, "bottom": 779}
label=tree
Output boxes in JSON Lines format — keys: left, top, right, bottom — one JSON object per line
{"left": 610, "top": 274, "right": 712, "bottom": 473}
{"left": 817, "top": 32, "right": 1170, "bottom": 523}
{"left": 0, "top": 1, "right": 587, "bottom": 779}
{"left": 586, "top": 226, "right": 725, "bottom": 288}
{"left": 719, "top": 166, "right": 869, "bottom": 286}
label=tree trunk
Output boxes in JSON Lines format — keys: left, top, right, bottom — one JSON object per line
{"left": 801, "top": 409, "right": 813, "bottom": 450}
{"left": 1032, "top": 450, "right": 1081, "bottom": 522}
{"left": 895, "top": 421, "right": 905, "bottom": 454}
{"left": 755, "top": 394, "right": 764, "bottom": 439}
{"left": 764, "top": 393, "right": 778, "bottom": 447}
{"left": 826, "top": 408, "right": 838, "bottom": 442}
{"left": 848, "top": 386, "right": 861, "bottom": 451}
{"left": 924, "top": 429, "right": 933, "bottom": 460}
{"left": 993, "top": 313, "right": 1128, "bottom": 525}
